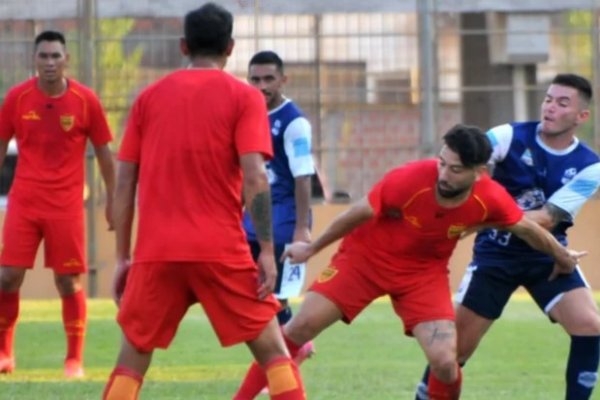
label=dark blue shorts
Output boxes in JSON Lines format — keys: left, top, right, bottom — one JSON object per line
{"left": 455, "top": 259, "right": 589, "bottom": 320}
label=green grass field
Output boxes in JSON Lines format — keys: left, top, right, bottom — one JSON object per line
{"left": 0, "top": 296, "right": 596, "bottom": 399}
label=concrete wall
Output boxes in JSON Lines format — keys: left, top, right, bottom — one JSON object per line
{"left": 15, "top": 199, "right": 600, "bottom": 299}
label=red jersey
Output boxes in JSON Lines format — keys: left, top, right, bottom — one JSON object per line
{"left": 0, "top": 77, "right": 112, "bottom": 217}
{"left": 341, "top": 159, "right": 523, "bottom": 272}
{"left": 119, "top": 69, "right": 272, "bottom": 264}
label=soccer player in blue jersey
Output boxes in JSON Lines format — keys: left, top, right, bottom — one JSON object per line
{"left": 415, "top": 73, "right": 600, "bottom": 400}
{"left": 243, "top": 51, "right": 316, "bottom": 361}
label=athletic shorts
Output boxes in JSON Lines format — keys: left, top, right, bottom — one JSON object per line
{"left": 0, "top": 207, "right": 86, "bottom": 274}
{"left": 248, "top": 240, "right": 305, "bottom": 300}
{"left": 117, "top": 261, "right": 280, "bottom": 352}
{"left": 456, "top": 259, "right": 589, "bottom": 320}
{"left": 308, "top": 248, "right": 455, "bottom": 336}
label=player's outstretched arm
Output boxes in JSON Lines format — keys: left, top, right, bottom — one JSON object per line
{"left": 505, "top": 216, "right": 587, "bottom": 279}
{"left": 284, "top": 196, "right": 374, "bottom": 264}
{"left": 112, "top": 161, "right": 138, "bottom": 306}
{"left": 241, "top": 152, "right": 276, "bottom": 299}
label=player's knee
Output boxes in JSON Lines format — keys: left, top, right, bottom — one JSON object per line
{"left": 429, "top": 354, "right": 458, "bottom": 383}
{"left": 0, "top": 269, "right": 24, "bottom": 291}
{"left": 576, "top": 314, "right": 600, "bottom": 335}
{"left": 285, "top": 314, "right": 318, "bottom": 344}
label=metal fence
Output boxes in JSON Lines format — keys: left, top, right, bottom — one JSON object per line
{"left": 1, "top": 1, "right": 600, "bottom": 200}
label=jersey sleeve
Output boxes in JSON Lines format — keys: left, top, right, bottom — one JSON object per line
{"left": 547, "top": 162, "right": 600, "bottom": 218}
{"left": 118, "top": 96, "right": 142, "bottom": 163}
{"left": 283, "top": 116, "right": 315, "bottom": 177}
{"left": 87, "top": 91, "right": 113, "bottom": 146}
{"left": 0, "top": 89, "right": 17, "bottom": 142}
{"left": 482, "top": 181, "right": 524, "bottom": 226}
{"left": 486, "top": 124, "right": 513, "bottom": 166}
{"left": 234, "top": 86, "right": 272, "bottom": 160}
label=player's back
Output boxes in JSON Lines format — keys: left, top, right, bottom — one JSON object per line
{"left": 124, "top": 69, "right": 270, "bottom": 264}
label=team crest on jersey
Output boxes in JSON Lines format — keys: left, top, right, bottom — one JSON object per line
{"left": 520, "top": 148, "right": 534, "bottom": 166}
{"left": 271, "top": 119, "right": 281, "bottom": 136}
{"left": 317, "top": 264, "right": 338, "bottom": 283}
{"left": 447, "top": 224, "right": 466, "bottom": 239}
{"left": 561, "top": 167, "right": 577, "bottom": 185}
{"left": 60, "top": 115, "right": 75, "bottom": 132}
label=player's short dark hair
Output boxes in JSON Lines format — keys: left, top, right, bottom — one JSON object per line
{"left": 184, "top": 2, "right": 233, "bottom": 57}
{"left": 34, "top": 30, "right": 66, "bottom": 48}
{"left": 443, "top": 124, "right": 492, "bottom": 168}
{"left": 248, "top": 50, "right": 284, "bottom": 73}
{"left": 552, "top": 73, "right": 593, "bottom": 105}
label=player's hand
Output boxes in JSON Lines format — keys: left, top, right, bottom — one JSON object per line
{"left": 548, "top": 249, "right": 588, "bottom": 281}
{"left": 293, "top": 227, "right": 311, "bottom": 243}
{"left": 112, "top": 258, "right": 131, "bottom": 307}
{"left": 281, "top": 241, "right": 315, "bottom": 264}
{"left": 256, "top": 249, "right": 277, "bottom": 300}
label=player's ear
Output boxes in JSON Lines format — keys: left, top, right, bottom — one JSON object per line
{"left": 473, "top": 164, "right": 488, "bottom": 181}
{"left": 577, "top": 108, "right": 591, "bottom": 126}
{"left": 225, "top": 38, "right": 235, "bottom": 56}
{"left": 179, "top": 37, "right": 189, "bottom": 57}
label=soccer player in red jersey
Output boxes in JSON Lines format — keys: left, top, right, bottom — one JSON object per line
{"left": 102, "top": 3, "right": 306, "bottom": 400}
{"left": 0, "top": 30, "right": 115, "bottom": 378}
{"left": 234, "top": 124, "right": 585, "bottom": 400}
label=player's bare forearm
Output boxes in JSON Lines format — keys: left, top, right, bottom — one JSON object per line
{"left": 114, "top": 161, "right": 138, "bottom": 261}
{"left": 95, "top": 144, "right": 116, "bottom": 229}
{"left": 309, "top": 196, "right": 374, "bottom": 255}
{"left": 241, "top": 153, "right": 273, "bottom": 246}
{"left": 294, "top": 175, "right": 312, "bottom": 241}
{"left": 0, "top": 139, "right": 9, "bottom": 170}
{"left": 506, "top": 216, "right": 578, "bottom": 271}
{"left": 94, "top": 144, "right": 116, "bottom": 199}
{"left": 249, "top": 190, "right": 273, "bottom": 243}
{"left": 525, "top": 203, "right": 570, "bottom": 230}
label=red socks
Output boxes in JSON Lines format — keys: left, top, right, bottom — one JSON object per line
{"left": 0, "top": 291, "right": 19, "bottom": 359}
{"left": 428, "top": 364, "right": 462, "bottom": 400}
{"left": 234, "top": 351, "right": 306, "bottom": 399}
{"left": 264, "top": 356, "right": 305, "bottom": 399}
{"left": 103, "top": 366, "right": 143, "bottom": 400}
{"left": 61, "top": 290, "right": 86, "bottom": 362}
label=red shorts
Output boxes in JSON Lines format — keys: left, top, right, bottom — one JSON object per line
{"left": 0, "top": 207, "right": 86, "bottom": 274}
{"left": 309, "top": 248, "right": 454, "bottom": 336}
{"left": 117, "top": 261, "right": 280, "bottom": 352}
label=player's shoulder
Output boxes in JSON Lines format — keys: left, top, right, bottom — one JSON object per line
{"left": 488, "top": 121, "right": 537, "bottom": 138}
{"left": 67, "top": 78, "right": 101, "bottom": 101}
{"left": 4, "top": 77, "right": 37, "bottom": 99}
{"left": 385, "top": 159, "right": 437, "bottom": 182}
{"left": 574, "top": 139, "right": 600, "bottom": 164}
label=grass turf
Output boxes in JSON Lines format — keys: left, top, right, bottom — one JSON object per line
{"left": 0, "top": 295, "right": 594, "bottom": 399}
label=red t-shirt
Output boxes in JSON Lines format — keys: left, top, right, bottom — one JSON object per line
{"left": 0, "top": 77, "right": 112, "bottom": 217}
{"left": 119, "top": 69, "right": 272, "bottom": 264}
{"left": 341, "top": 159, "right": 524, "bottom": 272}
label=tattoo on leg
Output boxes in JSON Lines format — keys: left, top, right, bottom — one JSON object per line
{"left": 427, "top": 322, "right": 455, "bottom": 345}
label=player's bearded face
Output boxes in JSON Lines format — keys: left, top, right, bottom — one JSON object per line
{"left": 248, "top": 63, "right": 286, "bottom": 109}
{"left": 437, "top": 146, "right": 476, "bottom": 199}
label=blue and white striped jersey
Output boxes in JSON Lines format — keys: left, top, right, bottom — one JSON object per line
{"left": 474, "top": 121, "right": 600, "bottom": 262}
{"left": 243, "top": 99, "right": 315, "bottom": 244}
